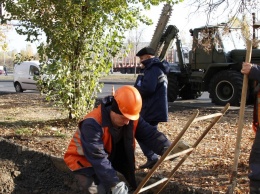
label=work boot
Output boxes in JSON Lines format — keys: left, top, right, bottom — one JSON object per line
{"left": 162, "top": 140, "right": 191, "bottom": 161}
{"left": 250, "top": 187, "right": 260, "bottom": 194}
{"left": 249, "top": 180, "right": 260, "bottom": 194}
{"left": 172, "top": 140, "right": 190, "bottom": 153}
{"left": 139, "top": 158, "right": 158, "bottom": 169}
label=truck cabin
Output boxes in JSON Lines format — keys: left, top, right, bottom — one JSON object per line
{"left": 189, "top": 25, "right": 246, "bottom": 70}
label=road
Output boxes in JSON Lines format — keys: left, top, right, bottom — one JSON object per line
{"left": 0, "top": 80, "right": 251, "bottom": 111}
{"left": 0, "top": 80, "right": 125, "bottom": 98}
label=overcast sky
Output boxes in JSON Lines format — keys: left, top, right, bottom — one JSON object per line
{"left": 141, "top": 1, "right": 260, "bottom": 47}
{"left": 7, "top": 28, "right": 40, "bottom": 52}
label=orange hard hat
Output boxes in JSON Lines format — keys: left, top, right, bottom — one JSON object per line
{"left": 114, "top": 85, "right": 142, "bottom": 120}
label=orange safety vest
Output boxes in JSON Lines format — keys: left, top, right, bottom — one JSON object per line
{"left": 253, "top": 83, "right": 260, "bottom": 133}
{"left": 64, "top": 105, "right": 138, "bottom": 171}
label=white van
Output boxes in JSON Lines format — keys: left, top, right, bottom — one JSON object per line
{"left": 13, "top": 61, "right": 41, "bottom": 92}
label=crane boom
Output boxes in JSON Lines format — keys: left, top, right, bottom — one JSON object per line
{"left": 149, "top": 4, "right": 172, "bottom": 56}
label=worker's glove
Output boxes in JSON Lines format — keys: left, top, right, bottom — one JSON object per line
{"left": 111, "top": 181, "right": 128, "bottom": 194}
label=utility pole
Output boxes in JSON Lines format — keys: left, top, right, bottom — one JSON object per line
{"left": 135, "top": 41, "right": 138, "bottom": 77}
{"left": 134, "top": 28, "right": 144, "bottom": 77}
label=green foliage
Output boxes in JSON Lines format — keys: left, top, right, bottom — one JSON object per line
{"left": 2, "top": 0, "right": 179, "bottom": 119}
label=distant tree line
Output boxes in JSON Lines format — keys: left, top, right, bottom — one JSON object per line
{"left": 0, "top": 44, "right": 38, "bottom": 71}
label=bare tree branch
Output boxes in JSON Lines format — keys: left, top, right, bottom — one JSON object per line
{"left": 183, "top": 0, "right": 260, "bottom": 26}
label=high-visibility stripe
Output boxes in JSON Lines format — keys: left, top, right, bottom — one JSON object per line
{"left": 73, "top": 129, "right": 84, "bottom": 156}
{"left": 158, "top": 74, "right": 167, "bottom": 83}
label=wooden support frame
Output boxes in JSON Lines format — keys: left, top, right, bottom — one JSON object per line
{"left": 134, "top": 103, "right": 230, "bottom": 194}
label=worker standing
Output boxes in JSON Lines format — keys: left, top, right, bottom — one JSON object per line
{"left": 241, "top": 62, "right": 260, "bottom": 194}
{"left": 64, "top": 85, "right": 171, "bottom": 193}
{"left": 134, "top": 46, "right": 170, "bottom": 169}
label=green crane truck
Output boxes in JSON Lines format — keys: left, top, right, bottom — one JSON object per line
{"left": 151, "top": 4, "right": 260, "bottom": 106}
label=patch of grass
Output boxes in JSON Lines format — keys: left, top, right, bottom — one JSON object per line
{"left": 0, "top": 75, "right": 13, "bottom": 81}
{"left": 0, "top": 73, "right": 137, "bottom": 81}
{"left": 14, "top": 125, "right": 67, "bottom": 138}
{"left": 54, "top": 131, "right": 67, "bottom": 138}
{"left": 4, "top": 117, "right": 13, "bottom": 121}
{"left": 15, "top": 128, "right": 33, "bottom": 136}
{"left": 101, "top": 73, "right": 137, "bottom": 81}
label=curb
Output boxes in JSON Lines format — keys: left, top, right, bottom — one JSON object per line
{"left": 100, "top": 81, "right": 134, "bottom": 85}
{"left": 0, "top": 79, "right": 12, "bottom": 82}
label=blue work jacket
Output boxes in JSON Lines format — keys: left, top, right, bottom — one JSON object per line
{"left": 134, "top": 57, "right": 170, "bottom": 123}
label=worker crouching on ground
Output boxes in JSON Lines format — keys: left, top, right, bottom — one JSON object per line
{"left": 64, "top": 85, "right": 171, "bottom": 194}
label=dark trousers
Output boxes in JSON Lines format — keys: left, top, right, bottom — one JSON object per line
{"left": 73, "top": 168, "right": 107, "bottom": 194}
{"left": 249, "top": 127, "right": 260, "bottom": 193}
{"left": 138, "top": 121, "right": 159, "bottom": 161}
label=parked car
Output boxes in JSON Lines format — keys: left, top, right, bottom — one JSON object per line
{"left": 0, "top": 65, "right": 4, "bottom": 75}
{"left": 13, "top": 61, "right": 41, "bottom": 92}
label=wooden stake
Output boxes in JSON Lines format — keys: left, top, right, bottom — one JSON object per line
{"left": 226, "top": 40, "right": 252, "bottom": 194}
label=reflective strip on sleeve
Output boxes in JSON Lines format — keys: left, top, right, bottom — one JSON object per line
{"left": 158, "top": 74, "right": 167, "bottom": 83}
{"left": 73, "top": 129, "right": 84, "bottom": 156}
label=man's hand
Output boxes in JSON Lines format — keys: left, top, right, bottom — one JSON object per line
{"left": 111, "top": 182, "right": 128, "bottom": 194}
{"left": 241, "top": 62, "right": 252, "bottom": 75}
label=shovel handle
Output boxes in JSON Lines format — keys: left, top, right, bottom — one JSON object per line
{"left": 227, "top": 40, "right": 252, "bottom": 194}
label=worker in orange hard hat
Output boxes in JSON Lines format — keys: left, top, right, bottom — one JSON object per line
{"left": 64, "top": 85, "right": 171, "bottom": 194}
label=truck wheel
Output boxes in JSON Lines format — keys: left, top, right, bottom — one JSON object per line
{"left": 209, "top": 70, "right": 243, "bottom": 106}
{"left": 14, "top": 82, "right": 24, "bottom": 93}
{"left": 167, "top": 73, "right": 179, "bottom": 102}
{"left": 179, "top": 84, "right": 202, "bottom": 100}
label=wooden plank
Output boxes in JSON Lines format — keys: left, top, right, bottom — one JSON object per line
{"left": 139, "top": 178, "right": 168, "bottom": 193}
{"left": 155, "top": 103, "right": 230, "bottom": 194}
{"left": 193, "top": 113, "right": 223, "bottom": 122}
{"left": 133, "top": 110, "right": 199, "bottom": 194}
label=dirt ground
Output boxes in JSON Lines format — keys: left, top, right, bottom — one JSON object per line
{"left": 0, "top": 91, "right": 255, "bottom": 194}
